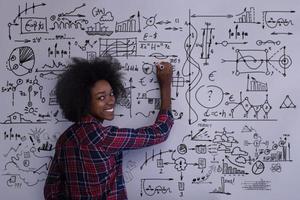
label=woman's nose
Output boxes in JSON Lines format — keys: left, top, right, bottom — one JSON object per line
{"left": 108, "top": 95, "right": 115, "bottom": 105}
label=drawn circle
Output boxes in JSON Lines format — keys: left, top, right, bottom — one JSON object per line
{"left": 272, "top": 143, "right": 278, "bottom": 150}
{"left": 10, "top": 55, "right": 16, "bottom": 61}
{"left": 30, "top": 147, "right": 37, "bottom": 153}
{"left": 23, "top": 160, "right": 30, "bottom": 167}
{"left": 50, "top": 15, "right": 56, "bottom": 21}
{"left": 256, "top": 40, "right": 263, "bottom": 46}
{"left": 279, "top": 55, "right": 292, "bottom": 69}
{"left": 27, "top": 107, "right": 35, "bottom": 114}
{"left": 196, "top": 85, "right": 224, "bottom": 108}
{"left": 252, "top": 160, "right": 265, "bottom": 175}
{"left": 8, "top": 46, "right": 35, "bottom": 76}
{"left": 264, "top": 149, "right": 270, "bottom": 155}
{"left": 177, "top": 144, "right": 187, "bottom": 155}
{"left": 253, "top": 140, "right": 260, "bottom": 147}
{"left": 142, "top": 63, "right": 154, "bottom": 74}
{"left": 16, "top": 79, "right": 23, "bottom": 85}
{"left": 279, "top": 139, "right": 286, "bottom": 147}
{"left": 13, "top": 64, "right": 19, "bottom": 70}
{"left": 145, "top": 16, "right": 156, "bottom": 26}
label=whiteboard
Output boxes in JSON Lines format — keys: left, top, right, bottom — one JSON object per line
{"left": 0, "top": 0, "right": 299, "bottom": 199}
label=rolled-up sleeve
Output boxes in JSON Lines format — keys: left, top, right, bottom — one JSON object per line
{"left": 99, "top": 110, "right": 174, "bottom": 153}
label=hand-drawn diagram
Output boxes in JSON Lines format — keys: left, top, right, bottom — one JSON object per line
{"left": 0, "top": 1, "right": 298, "bottom": 200}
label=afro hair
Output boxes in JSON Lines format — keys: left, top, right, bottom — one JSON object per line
{"left": 55, "top": 57, "right": 125, "bottom": 122}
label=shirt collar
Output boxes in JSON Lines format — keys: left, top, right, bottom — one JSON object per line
{"left": 80, "top": 114, "right": 103, "bottom": 124}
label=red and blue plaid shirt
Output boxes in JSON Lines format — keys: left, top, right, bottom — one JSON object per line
{"left": 44, "top": 110, "right": 173, "bottom": 200}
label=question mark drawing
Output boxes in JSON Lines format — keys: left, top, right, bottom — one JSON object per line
{"left": 208, "top": 90, "right": 213, "bottom": 101}
{"left": 196, "top": 85, "right": 224, "bottom": 109}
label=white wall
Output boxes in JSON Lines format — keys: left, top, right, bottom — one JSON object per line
{"left": 0, "top": 0, "right": 299, "bottom": 199}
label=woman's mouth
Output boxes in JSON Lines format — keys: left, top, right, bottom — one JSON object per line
{"left": 105, "top": 108, "right": 114, "bottom": 112}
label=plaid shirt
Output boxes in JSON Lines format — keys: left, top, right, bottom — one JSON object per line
{"left": 44, "top": 110, "right": 173, "bottom": 200}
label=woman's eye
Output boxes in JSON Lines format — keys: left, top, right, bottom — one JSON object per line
{"left": 98, "top": 96, "right": 105, "bottom": 100}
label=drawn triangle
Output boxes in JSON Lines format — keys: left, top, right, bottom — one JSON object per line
{"left": 280, "top": 95, "right": 296, "bottom": 109}
{"left": 191, "top": 128, "right": 206, "bottom": 140}
{"left": 241, "top": 125, "right": 252, "bottom": 133}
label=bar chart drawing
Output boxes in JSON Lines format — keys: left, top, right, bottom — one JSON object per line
{"left": 246, "top": 74, "right": 268, "bottom": 92}
{"left": 222, "top": 159, "right": 249, "bottom": 175}
{"left": 234, "top": 7, "right": 260, "bottom": 24}
{"left": 115, "top": 12, "right": 141, "bottom": 32}
{"left": 86, "top": 22, "right": 113, "bottom": 36}
{"left": 263, "top": 143, "right": 292, "bottom": 162}
{"left": 210, "top": 177, "right": 231, "bottom": 195}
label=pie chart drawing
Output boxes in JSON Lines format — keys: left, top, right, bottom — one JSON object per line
{"left": 7, "top": 46, "right": 35, "bottom": 76}
{"left": 252, "top": 160, "right": 265, "bottom": 175}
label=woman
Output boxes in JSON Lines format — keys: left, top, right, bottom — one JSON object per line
{"left": 44, "top": 57, "right": 173, "bottom": 199}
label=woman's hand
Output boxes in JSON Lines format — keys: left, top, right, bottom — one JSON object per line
{"left": 156, "top": 62, "right": 172, "bottom": 110}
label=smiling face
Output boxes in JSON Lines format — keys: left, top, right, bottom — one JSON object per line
{"left": 89, "top": 80, "right": 115, "bottom": 121}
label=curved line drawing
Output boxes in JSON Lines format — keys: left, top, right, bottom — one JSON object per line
{"left": 182, "top": 12, "right": 203, "bottom": 124}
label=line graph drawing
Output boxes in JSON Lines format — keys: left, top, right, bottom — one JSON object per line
{"left": 49, "top": 3, "right": 87, "bottom": 31}
{"left": 99, "top": 37, "right": 138, "bottom": 57}
{"left": 7, "top": 2, "right": 47, "bottom": 40}
{"left": 35, "top": 60, "right": 68, "bottom": 80}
